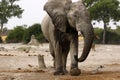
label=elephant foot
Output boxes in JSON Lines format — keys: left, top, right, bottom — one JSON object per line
{"left": 70, "top": 68, "right": 81, "bottom": 76}
{"left": 54, "top": 70, "right": 65, "bottom": 75}
{"left": 63, "top": 69, "right": 68, "bottom": 74}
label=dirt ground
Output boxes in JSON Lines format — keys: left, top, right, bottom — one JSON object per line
{"left": 0, "top": 43, "right": 120, "bottom": 80}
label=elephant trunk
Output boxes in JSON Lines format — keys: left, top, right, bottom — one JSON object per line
{"left": 77, "top": 25, "right": 94, "bottom": 62}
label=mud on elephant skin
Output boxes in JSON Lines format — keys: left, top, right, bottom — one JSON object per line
{"left": 41, "top": 0, "right": 94, "bottom": 76}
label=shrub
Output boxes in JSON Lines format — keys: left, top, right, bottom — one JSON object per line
{"left": 115, "top": 26, "right": 120, "bottom": 35}
{"left": 6, "top": 26, "right": 26, "bottom": 43}
{"left": 22, "top": 23, "right": 45, "bottom": 43}
{"left": 106, "top": 30, "right": 120, "bottom": 44}
{"left": 94, "top": 27, "right": 120, "bottom": 44}
{"left": 94, "top": 28, "right": 103, "bottom": 44}
{"left": 22, "top": 28, "right": 30, "bottom": 44}
{"left": 36, "top": 34, "right": 46, "bottom": 43}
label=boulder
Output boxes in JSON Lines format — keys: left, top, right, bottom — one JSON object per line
{"left": 28, "top": 35, "right": 39, "bottom": 46}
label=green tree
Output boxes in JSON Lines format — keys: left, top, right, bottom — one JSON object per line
{"left": 94, "top": 27, "right": 103, "bottom": 43}
{"left": 85, "top": 0, "right": 120, "bottom": 44}
{"left": 116, "top": 26, "right": 120, "bottom": 35}
{"left": 22, "top": 23, "right": 45, "bottom": 43}
{"left": 0, "top": 0, "right": 24, "bottom": 32}
{"left": 94, "top": 27, "right": 120, "bottom": 44}
{"left": 6, "top": 26, "right": 25, "bottom": 43}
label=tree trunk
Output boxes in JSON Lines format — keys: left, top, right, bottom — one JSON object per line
{"left": 0, "top": 23, "right": 3, "bottom": 37}
{"left": 102, "top": 23, "right": 107, "bottom": 44}
{"left": 38, "top": 54, "right": 46, "bottom": 69}
{"left": 0, "top": 23, "right": 4, "bottom": 33}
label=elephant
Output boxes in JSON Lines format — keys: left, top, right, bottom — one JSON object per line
{"left": 41, "top": 0, "right": 94, "bottom": 76}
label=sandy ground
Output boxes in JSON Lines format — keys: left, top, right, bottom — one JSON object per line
{"left": 0, "top": 43, "right": 120, "bottom": 80}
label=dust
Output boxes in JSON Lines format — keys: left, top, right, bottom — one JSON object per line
{"left": 0, "top": 43, "right": 120, "bottom": 80}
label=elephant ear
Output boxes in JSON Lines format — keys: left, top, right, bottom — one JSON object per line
{"left": 44, "top": 1, "right": 71, "bottom": 32}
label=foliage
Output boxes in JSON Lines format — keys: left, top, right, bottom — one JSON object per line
{"left": 22, "top": 23, "right": 45, "bottom": 44}
{"left": 115, "top": 26, "right": 120, "bottom": 35}
{"left": 106, "top": 30, "right": 120, "bottom": 44}
{"left": 36, "top": 34, "right": 45, "bottom": 43}
{"left": 6, "top": 26, "right": 26, "bottom": 43}
{"left": 85, "top": 0, "right": 120, "bottom": 44}
{"left": 28, "top": 24, "right": 42, "bottom": 36}
{"left": 88, "top": 0, "right": 120, "bottom": 23}
{"left": 94, "top": 28, "right": 103, "bottom": 43}
{"left": 6, "top": 23, "right": 45, "bottom": 43}
{"left": 0, "top": 0, "right": 24, "bottom": 31}
{"left": 84, "top": 0, "right": 98, "bottom": 7}
{"left": 94, "top": 27, "right": 120, "bottom": 44}
{"left": 22, "top": 28, "right": 30, "bottom": 44}
{"left": 5, "top": 24, "right": 120, "bottom": 44}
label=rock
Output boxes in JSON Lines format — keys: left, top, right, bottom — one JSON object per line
{"left": 91, "top": 65, "right": 104, "bottom": 74}
{"left": 28, "top": 64, "right": 33, "bottom": 67}
{"left": 28, "top": 35, "right": 40, "bottom": 46}
{"left": 0, "top": 47, "right": 8, "bottom": 52}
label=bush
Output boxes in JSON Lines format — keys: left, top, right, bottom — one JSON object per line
{"left": 22, "top": 23, "right": 45, "bottom": 43}
{"left": 94, "top": 27, "right": 120, "bottom": 44}
{"left": 94, "top": 28, "right": 103, "bottom": 44}
{"left": 22, "top": 28, "right": 30, "bottom": 44}
{"left": 6, "top": 26, "right": 26, "bottom": 43}
{"left": 6, "top": 23, "right": 45, "bottom": 43}
{"left": 115, "top": 26, "right": 120, "bottom": 35}
{"left": 36, "top": 34, "right": 46, "bottom": 43}
{"left": 106, "top": 30, "right": 120, "bottom": 44}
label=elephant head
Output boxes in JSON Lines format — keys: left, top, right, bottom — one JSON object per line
{"left": 44, "top": 0, "right": 94, "bottom": 62}
{"left": 67, "top": 1, "right": 94, "bottom": 62}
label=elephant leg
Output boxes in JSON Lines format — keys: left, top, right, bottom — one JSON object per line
{"left": 54, "top": 41, "right": 64, "bottom": 75}
{"left": 70, "top": 35, "right": 81, "bottom": 76}
{"left": 62, "top": 53, "right": 68, "bottom": 74}
{"left": 62, "top": 45, "right": 70, "bottom": 74}
{"left": 49, "top": 43, "right": 55, "bottom": 68}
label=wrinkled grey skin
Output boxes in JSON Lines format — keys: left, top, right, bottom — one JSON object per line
{"left": 41, "top": 0, "right": 94, "bottom": 76}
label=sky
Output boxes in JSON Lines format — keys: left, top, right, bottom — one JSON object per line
{"left": 4, "top": 0, "right": 120, "bottom": 29}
